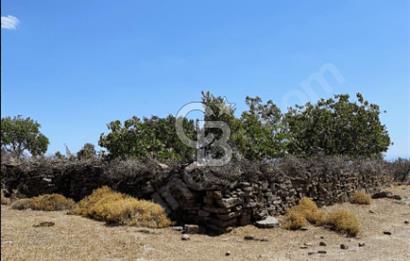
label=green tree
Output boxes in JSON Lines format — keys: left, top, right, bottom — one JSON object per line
{"left": 77, "top": 143, "right": 97, "bottom": 160}
{"left": 239, "top": 96, "right": 288, "bottom": 160}
{"left": 99, "top": 115, "right": 196, "bottom": 161}
{"left": 284, "top": 93, "right": 391, "bottom": 157}
{"left": 54, "top": 151, "right": 65, "bottom": 160}
{"left": 1, "top": 115, "right": 49, "bottom": 159}
{"left": 200, "top": 92, "right": 287, "bottom": 160}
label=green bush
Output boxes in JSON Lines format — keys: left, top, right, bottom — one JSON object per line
{"left": 285, "top": 93, "right": 390, "bottom": 157}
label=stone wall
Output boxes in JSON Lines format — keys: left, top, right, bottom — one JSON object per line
{"left": 1, "top": 156, "right": 393, "bottom": 233}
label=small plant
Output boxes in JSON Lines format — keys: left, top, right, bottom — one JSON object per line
{"left": 351, "top": 191, "right": 371, "bottom": 205}
{"left": 11, "top": 198, "right": 34, "bottom": 210}
{"left": 283, "top": 197, "right": 326, "bottom": 229}
{"left": 325, "top": 210, "right": 360, "bottom": 237}
{"left": 285, "top": 197, "right": 325, "bottom": 230}
{"left": 283, "top": 209, "right": 307, "bottom": 230}
{"left": 71, "top": 186, "right": 171, "bottom": 228}
{"left": 10, "top": 194, "right": 74, "bottom": 211}
{"left": 283, "top": 197, "right": 361, "bottom": 237}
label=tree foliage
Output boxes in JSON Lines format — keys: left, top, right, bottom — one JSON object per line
{"left": 99, "top": 92, "right": 390, "bottom": 162}
{"left": 200, "top": 92, "right": 288, "bottom": 160}
{"left": 77, "top": 143, "right": 97, "bottom": 160}
{"left": 284, "top": 93, "right": 391, "bottom": 157}
{"left": 99, "top": 115, "right": 196, "bottom": 161}
{"left": 1, "top": 115, "right": 49, "bottom": 159}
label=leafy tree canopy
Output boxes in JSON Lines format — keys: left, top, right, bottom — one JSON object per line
{"left": 98, "top": 92, "right": 390, "bottom": 162}
{"left": 1, "top": 115, "right": 49, "bottom": 159}
{"left": 284, "top": 93, "right": 391, "bottom": 157}
{"left": 99, "top": 115, "right": 197, "bottom": 161}
{"left": 77, "top": 143, "right": 97, "bottom": 160}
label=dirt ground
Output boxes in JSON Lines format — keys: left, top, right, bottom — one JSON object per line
{"left": 1, "top": 185, "right": 410, "bottom": 261}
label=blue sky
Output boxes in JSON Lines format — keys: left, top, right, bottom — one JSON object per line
{"left": 1, "top": 0, "right": 409, "bottom": 159}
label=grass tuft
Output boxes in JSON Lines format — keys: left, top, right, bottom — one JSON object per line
{"left": 11, "top": 198, "right": 32, "bottom": 210}
{"left": 70, "top": 186, "right": 171, "bottom": 228}
{"left": 325, "top": 210, "right": 360, "bottom": 237}
{"left": 11, "top": 194, "right": 75, "bottom": 211}
{"left": 351, "top": 191, "right": 371, "bottom": 205}
{"left": 283, "top": 197, "right": 326, "bottom": 229}
{"left": 283, "top": 197, "right": 360, "bottom": 237}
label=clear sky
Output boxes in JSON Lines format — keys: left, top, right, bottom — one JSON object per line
{"left": 1, "top": 0, "right": 409, "bottom": 159}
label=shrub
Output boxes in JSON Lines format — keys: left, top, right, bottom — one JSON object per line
{"left": 296, "top": 197, "right": 326, "bottom": 225}
{"left": 71, "top": 186, "right": 171, "bottom": 228}
{"left": 325, "top": 210, "right": 360, "bottom": 237}
{"left": 10, "top": 194, "right": 74, "bottom": 211}
{"left": 283, "top": 197, "right": 360, "bottom": 237}
{"left": 11, "top": 198, "right": 33, "bottom": 210}
{"left": 283, "top": 209, "right": 307, "bottom": 230}
{"left": 283, "top": 197, "right": 326, "bottom": 229}
{"left": 351, "top": 191, "right": 371, "bottom": 205}
{"left": 70, "top": 186, "right": 126, "bottom": 218}
{"left": 30, "top": 194, "right": 75, "bottom": 211}
{"left": 285, "top": 93, "right": 390, "bottom": 157}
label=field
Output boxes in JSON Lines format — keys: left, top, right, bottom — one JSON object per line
{"left": 1, "top": 185, "right": 410, "bottom": 261}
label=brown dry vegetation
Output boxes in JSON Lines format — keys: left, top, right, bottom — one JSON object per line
{"left": 2, "top": 185, "right": 410, "bottom": 261}
{"left": 351, "top": 191, "right": 372, "bottom": 205}
{"left": 11, "top": 194, "right": 75, "bottom": 211}
{"left": 325, "top": 210, "right": 360, "bottom": 237}
{"left": 283, "top": 197, "right": 360, "bottom": 236}
{"left": 70, "top": 186, "right": 171, "bottom": 228}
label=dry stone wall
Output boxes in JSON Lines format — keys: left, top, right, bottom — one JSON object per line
{"left": 1, "top": 156, "right": 393, "bottom": 233}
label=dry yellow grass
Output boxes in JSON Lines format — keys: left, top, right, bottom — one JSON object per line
{"left": 10, "top": 198, "right": 32, "bottom": 210}
{"left": 283, "top": 197, "right": 326, "bottom": 229}
{"left": 283, "top": 208, "right": 307, "bottom": 230}
{"left": 11, "top": 194, "right": 74, "bottom": 211}
{"left": 71, "top": 186, "right": 171, "bottom": 228}
{"left": 325, "top": 210, "right": 360, "bottom": 237}
{"left": 2, "top": 185, "right": 410, "bottom": 261}
{"left": 284, "top": 197, "right": 361, "bottom": 237}
{"left": 351, "top": 191, "right": 371, "bottom": 205}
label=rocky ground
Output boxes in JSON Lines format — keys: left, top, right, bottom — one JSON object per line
{"left": 1, "top": 185, "right": 410, "bottom": 261}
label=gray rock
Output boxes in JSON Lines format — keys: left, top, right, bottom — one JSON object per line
{"left": 33, "top": 221, "right": 55, "bottom": 227}
{"left": 172, "top": 226, "right": 184, "bottom": 232}
{"left": 244, "top": 235, "right": 255, "bottom": 241}
{"left": 255, "top": 216, "right": 279, "bottom": 228}
{"left": 181, "top": 234, "right": 190, "bottom": 241}
{"left": 372, "top": 191, "right": 393, "bottom": 199}
{"left": 184, "top": 224, "right": 199, "bottom": 234}
{"left": 392, "top": 195, "right": 402, "bottom": 200}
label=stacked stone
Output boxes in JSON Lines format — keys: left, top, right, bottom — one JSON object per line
{"left": 1, "top": 156, "right": 393, "bottom": 234}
